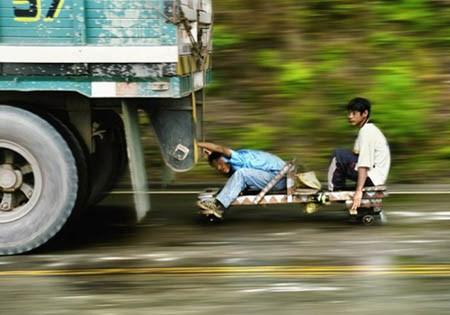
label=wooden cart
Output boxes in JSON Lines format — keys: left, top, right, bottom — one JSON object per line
{"left": 198, "top": 161, "right": 388, "bottom": 225}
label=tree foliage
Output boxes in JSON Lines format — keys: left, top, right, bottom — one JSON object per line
{"left": 201, "top": 0, "right": 450, "bottom": 183}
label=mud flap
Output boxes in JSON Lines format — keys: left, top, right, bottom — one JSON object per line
{"left": 145, "top": 93, "right": 203, "bottom": 172}
{"left": 121, "top": 101, "right": 151, "bottom": 222}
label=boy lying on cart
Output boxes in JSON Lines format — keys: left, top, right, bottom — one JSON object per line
{"left": 196, "top": 142, "right": 287, "bottom": 219}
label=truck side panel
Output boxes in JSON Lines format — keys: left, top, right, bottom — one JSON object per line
{"left": 0, "top": 0, "right": 176, "bottom": 46}
{"left": 0, "top": 0, "right": 74, "bottom": 44}
{"left": 84, "top": 0, "right": 176, "bottom": 46}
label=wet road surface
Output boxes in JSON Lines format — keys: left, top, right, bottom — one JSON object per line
{"left": 1, "top": 193, "right": 450, "bottom": 314}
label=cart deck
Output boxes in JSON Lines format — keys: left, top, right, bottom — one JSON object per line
{"left": 197, "top": 160, "right": 388, "bottom": 225}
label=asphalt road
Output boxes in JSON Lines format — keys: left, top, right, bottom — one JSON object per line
{"left": 1, "top": 193, "right": 450, "bottom": 314}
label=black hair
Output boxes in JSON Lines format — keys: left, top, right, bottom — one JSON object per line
{"left": 347, "top": 97, "right": 371, "bottom": 118}
{"left": 208, "top": 151, "right": 224, "bottom": 165}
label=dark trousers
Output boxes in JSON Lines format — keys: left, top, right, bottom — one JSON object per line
{"left": 327, "top": 148, "right": 374, "bottom": 191}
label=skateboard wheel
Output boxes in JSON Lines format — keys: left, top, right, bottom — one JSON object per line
{"left": 361, "top": 214, "right": 375, "bottom": 226}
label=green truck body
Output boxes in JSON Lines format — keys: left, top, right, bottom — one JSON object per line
{"left": 0, "top": 0, "right": 213, "bottom": 254}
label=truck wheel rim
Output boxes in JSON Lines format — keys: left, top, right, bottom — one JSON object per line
{"left": 0, "top": 141, "right": 42, "bottom": 223}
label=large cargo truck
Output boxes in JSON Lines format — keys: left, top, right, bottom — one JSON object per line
{"left": 0, "top": 0, "right": 213, "bottom": 254}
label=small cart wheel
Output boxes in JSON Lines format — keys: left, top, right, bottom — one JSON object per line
{"left": 361, "top": 214, "right": 375, "bottom": 226}
{"left": 208, "top": 214, "right": 223, "bottom": 223}
{"left": 198, "top": 211, "right": 224, "bottom": 224}
{"left": 202, "top": 214, "right": 223, "bottom": 224}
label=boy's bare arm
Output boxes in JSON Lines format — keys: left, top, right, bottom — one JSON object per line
{"left": 197, "top": 142, "right": 232, "bottom": 158}
{"left": 350, "top": 167, "right": 369, "bottom": 214}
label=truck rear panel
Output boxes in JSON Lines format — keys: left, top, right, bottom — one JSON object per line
{"left": 0, "top": 0, "right": 212, "bottom": 98}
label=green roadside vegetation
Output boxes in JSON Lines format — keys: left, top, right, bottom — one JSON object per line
{"left": 149, "top": 0, "right": 450, "bottom": 184}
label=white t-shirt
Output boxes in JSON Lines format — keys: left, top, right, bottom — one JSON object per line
{"left": 353, "top": 122, "right": 391, "bottom": 185}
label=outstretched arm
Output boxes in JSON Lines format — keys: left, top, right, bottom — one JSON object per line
{"left": 350, "top": 167, "right": 369, "bottom": 214}
{"left": 197, "top": 142, "right": 232, "bottom": 158}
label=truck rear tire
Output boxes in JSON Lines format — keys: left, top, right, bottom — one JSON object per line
{"left": 0, "top": 106, "right": 78, "bottom": 255}
{"left": 43, "top": 113, "right": 90, "bottom": 218}
{"left": 87, "top": 110, "right": 127, "bottom": 206}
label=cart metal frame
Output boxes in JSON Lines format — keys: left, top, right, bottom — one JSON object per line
{"left": 198, "top": 161, "right": 388, "bottom": 225}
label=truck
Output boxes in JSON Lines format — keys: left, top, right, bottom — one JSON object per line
{"left": 0, "top": 0, "right": 213, "bottom": 255}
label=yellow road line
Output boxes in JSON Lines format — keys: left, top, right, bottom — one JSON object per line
{"left": 2, "top": 265, "right": 450, "bottom": 277}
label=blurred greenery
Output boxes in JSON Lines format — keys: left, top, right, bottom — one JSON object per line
{"left": 155, "top": 0, "right": 450, "bottom": 184}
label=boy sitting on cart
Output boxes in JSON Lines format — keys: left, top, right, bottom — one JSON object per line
{"left": 327, "top": 97, "right": 391, "bottom": 214}
{"left": 197, "top": 142, "right": 286, "bottom": 219}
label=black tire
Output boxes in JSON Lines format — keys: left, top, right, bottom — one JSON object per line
{"left": 360, "top": 214, "right": 375, "bottom": 226}
{"left": 0, "top": 106, "right": 78, "bottom": 255}
{"left": 355, "top": 207, "right": 385, "bottom": 226}
{"left": 87, "top": 110, "right": 127, "bottom": 206}
{"left": 42, "top": 113, "right": 90, "bottom": 218}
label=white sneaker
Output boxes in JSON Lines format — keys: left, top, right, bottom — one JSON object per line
{"left": 197, "top": 199, "right": 224, "bottom": 219}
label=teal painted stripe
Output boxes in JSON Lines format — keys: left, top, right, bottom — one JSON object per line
{"left": 0, "top": 11, "right": 14, "bottom": 18}
{"left": 85, "top": 9, "right": 159, "bottom": 19}
{"left": 0, "top": 75, "right": 206, "bottom": 98}
{"left": 0, "top": 19, "right": 73, "bottom": 28}
{"left": 0, "top": 77, "right": 92, "bottom": 96}
{"left": 86, "top": 0, "right": 161, "bottom": 10}
{"left": 160, "top": 23, "right": 177, "bottom": 45}
{"left": 85, "top": 37, "right": 164, "bottom": 45}
{"left": 0, "top": 3, "right": 162, "bottom": 19}
{"left": 0, "top": 37, "right": 73, "bottom": 44}
{"left": 0, "top": 27, "right": 72, "bottom": 37}
{"left": 86, "top": 27, "right": 160, "bottom": 38}
{"left": 86, "top": 18, "right": 160, "bottom": 29}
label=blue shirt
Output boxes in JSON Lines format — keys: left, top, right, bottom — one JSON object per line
{"left": 224, "top": 149, "right": 285, "bottom": 173}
